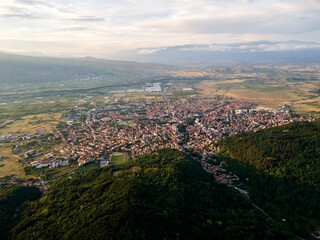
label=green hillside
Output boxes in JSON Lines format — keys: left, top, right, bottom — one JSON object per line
{"left": 220, "top": 120, "right": 320, "bottom": 186}
{"left": 10, "top": 149, "right": 291, "bottom": 240}
{"left": 218, "top": 120, "right": 320, "bottom": 237}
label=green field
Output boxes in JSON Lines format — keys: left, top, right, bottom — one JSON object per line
{"left": 111, "top": 153, "right": 127, "bottom": 164}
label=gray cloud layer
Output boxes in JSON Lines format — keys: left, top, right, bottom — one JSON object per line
{"left": 143, "top": 15, "right": 320, "bottom": 35}
{"left": 0, "top": 13, "right": 40, "bottom": 19}
{"left": 66, "top": 16, "right": 105, "bottom": 22}
{"left": 0, "top": 0, "right": 319, "bottom": 57}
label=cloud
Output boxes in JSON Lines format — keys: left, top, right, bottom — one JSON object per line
{"left": 179, "top": 45, "right": 232, "bottom": 52}
{"left": 66, "top": 16, "right": 105, "bottom": 22}
{"left": 259, "top": 42, "right": 320, "bottom": 52}
{"left": 140, "top": 0, "right": 320, "bottom": 36}
{"left": 56, "top": 26, "right": 89, "bottom": 31}
{"left": 15, "top": 0, "right": 53, "bottom": 6}
{"left": 168, "top": 0, "right": 253, "bottom": 3}
{"left": 136, "top": 41, "right": 320, "bottom": 55}
{"left": 0, "top": 13, "right": 40, "bottom": 19}
{"left": 137, "top": 47, "right": 167, "bottom": 54}
{"left": 0, "top": 3, "right": 39, "bottom": 19}
{"left": 0, "top": 0, "right": 74, "bottom": 20}
{"left": 4, "top": 5, "right": 28, "bottom": 12}
{"left": 14, "top": 0, "right": 73, "bottom": 13}
{"left": 0, "top": 0, "right": 319, "bottom": 57}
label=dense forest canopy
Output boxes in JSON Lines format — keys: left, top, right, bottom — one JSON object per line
{"left": 220, "top": 120, "right": 320, "bottom": 186}
{"left": 218, "top": 120, "right": 320, "bottom": 237}
{"left": 9, "top": 149, "right": 291, "bottom": 240}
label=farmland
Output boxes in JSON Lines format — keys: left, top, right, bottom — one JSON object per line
{"left": 0, "top": 143, "right": 25, "bottom": 179}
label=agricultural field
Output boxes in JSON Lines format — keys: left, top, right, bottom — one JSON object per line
{"left": 0, "top": 93, "right": 79, "bottom": 123}
{"left": 197, "top": 79, "right": 300, "bottom": 106}
{"left": 290, "top": 96, "right": 320, "bottom": 116}
{"left": 192, "top": 69, "right": 320, "bottom": 116}
{"left": 0, "top": 113, "right": 61, "bottom": 136}
{"left": 0, "top": 143, "right": 25, "bottom": 179}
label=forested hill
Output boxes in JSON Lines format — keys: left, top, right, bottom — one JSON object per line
{"left": 10, "top": 149, "right": 292, "bottom": 240}
{"left": 220, "top": 120, "right": 320, "bottom": 187}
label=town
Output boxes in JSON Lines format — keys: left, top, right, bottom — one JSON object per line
{"left": 55, "top": 98, "right": 311, "bottom": 164}
{"left": 1, "top": 97, "right": 314, "bottom": 191}
{"left": 10, "top": 97, "right": 308, "bottom": 175}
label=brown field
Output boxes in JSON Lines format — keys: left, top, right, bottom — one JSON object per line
{"left": 196, "top": 77, "right": 320, "bottom": 116}
{"left": 169, "top": 71, "right": 212, "bottom": 78}
{"left": 196, "top": 79, "right": 246, "bottom": 89}
{"left": 196, "top": 79, "right": 307, "bottom": 108}
{"left": 215, "top": 79, "right": 246, "bottom": 84}
{"left": 0, "top": 113, "right": 61, "bottom": 136}
{"left": 291, "top": 97, "right": 320, "bottom": 116}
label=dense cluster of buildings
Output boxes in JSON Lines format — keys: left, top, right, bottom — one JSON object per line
{"left": 53, "top": 99, "right": 312, "bottom": 166}
{"left": 31, "top": 159, "right": 69, "bottom": 168}
{"left": 0, "top": 132, "right": 48, "bottom": 143}
{"left": 198, "top": 159, "right": 239, "bottom": 187}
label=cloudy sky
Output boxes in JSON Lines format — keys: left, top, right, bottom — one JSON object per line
{"left": 0, "top": 0, "right": 319, "bottom": 57}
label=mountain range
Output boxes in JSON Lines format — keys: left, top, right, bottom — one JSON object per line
{"left": 0, "top": 52, "right": 173, "bottom": 89}
{"left": 114, "top": 41, "right": 320, "bottom": 66}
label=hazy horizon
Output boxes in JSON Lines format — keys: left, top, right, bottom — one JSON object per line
{"left": 0, "top": 0, "right": 319, "bottom": 58}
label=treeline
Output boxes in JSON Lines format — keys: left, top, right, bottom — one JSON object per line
{"left": 220, "top": 120, "right": 320, "bottom": 186}
{"left": 10, "top": 149, "right": 292, "bottom": 240}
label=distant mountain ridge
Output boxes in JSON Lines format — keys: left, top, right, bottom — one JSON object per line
{"left": 0, "top": 52, "right": 174, "bottom": 88}
{"left": 114, "top": 41, "right": 320, "bottom": 66}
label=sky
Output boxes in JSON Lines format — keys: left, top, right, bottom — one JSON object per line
{"left": 0, "top": 0, "right": 319, "bottom": 57}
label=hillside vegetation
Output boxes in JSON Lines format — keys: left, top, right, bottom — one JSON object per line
{"left": 220, "top": 120, "right": 320, "bottom": 186}
{"left": 10, "top": 149, "right": 291, "bottom": 240}
{"left": 218, "top": 120, "right": 320, "bottom": 237}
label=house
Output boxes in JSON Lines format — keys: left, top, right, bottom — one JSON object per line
{"left": 36, "top": 159, "right": 53, "bottom": 168}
